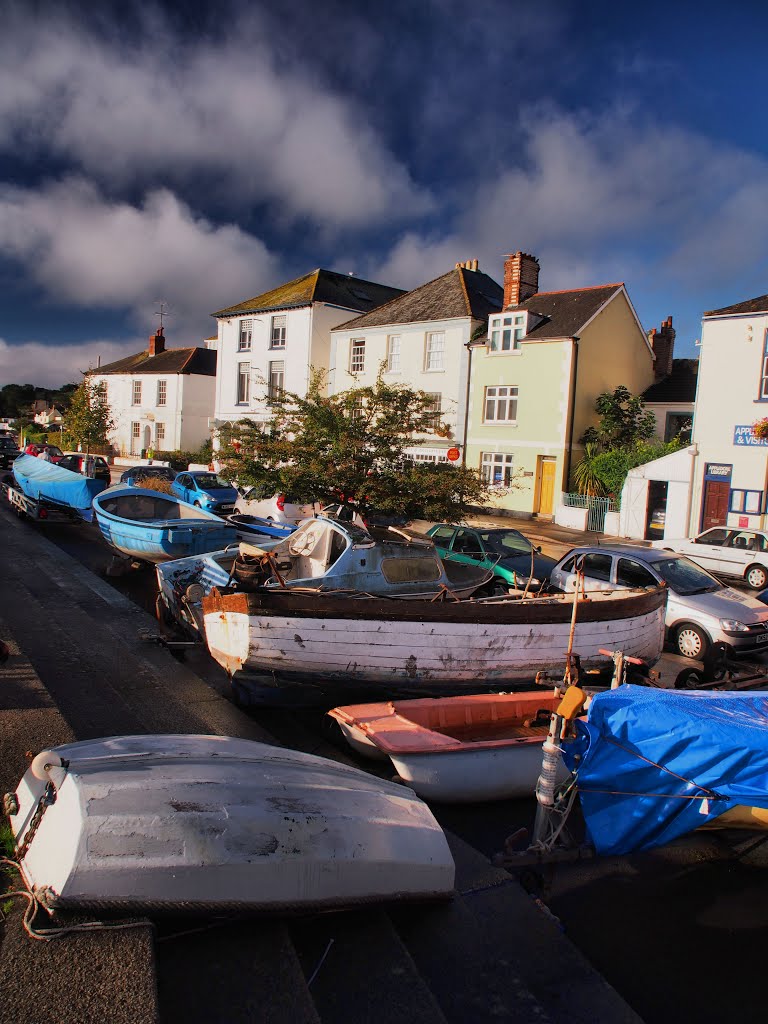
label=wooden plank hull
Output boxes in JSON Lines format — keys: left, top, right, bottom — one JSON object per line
{"left": 202, "top": 588, "right": 667, "bottom": 702}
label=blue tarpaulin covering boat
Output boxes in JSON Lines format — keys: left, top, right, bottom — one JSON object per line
{"left": 564, "top": 685, "right": 768, "bottom": 856}
{"left": 93, "top": 486, "right": 238, "bottom": 563}
{"left": 13, "top": 453, "right": 107, "bottom": 521}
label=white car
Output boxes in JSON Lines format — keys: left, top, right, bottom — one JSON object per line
{"left": 234, "top": 485, "right": 318, "bottom": 525}
{"left": 549, "top": 544, "right": 768, "bottom": 659}
{"left": 651, "top": 527, "right": 768, "bottom": 590}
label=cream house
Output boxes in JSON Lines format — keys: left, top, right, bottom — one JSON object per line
{"left": 329, "top": 260, "right": 503, "bottom": 461}
{"left": 466, "top": 252, "right": 656, "bottom": 517}
{"left": 210, "top": 269, "right": 403, "bottom": 435}
{"left": 686, "top": 294, "right": 768, "bottom": 535}
{"left": 89, "top": 328, "right": 217, "bottom": 456}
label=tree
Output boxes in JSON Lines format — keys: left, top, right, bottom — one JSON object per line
{"left": 218, "top": 370, "right": 493, "bottom": 521}
{"left": 580, "top": 385, "right": 656, "bottom": 450}
{"left": 64, "top": 378, "right": 115, "bottom": 452}
{"left": 572, "top": 442, "right": 607, "bottom": 497}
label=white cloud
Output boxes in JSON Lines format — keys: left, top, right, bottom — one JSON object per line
{"left": 0, "top": 177, "right": 277, "bottom": 336}
{"left": 0, "top": 9, "right": 430, "bottom": 228}
{"left": 375, "top": 107, "right": 768, "bottom": 308}
{"left": 0, "top": 337, "right": 139, "bottom": 390}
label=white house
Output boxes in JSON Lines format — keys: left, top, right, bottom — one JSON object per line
{"left": 329, "top": 260, "right": 503, "bottom": 462}
{"left": 687, "top": 294, "right": 768, "bottom": 534}
{"left": 33, "top": 406, "right": 64, "bottom": 427}
{"left": 210, "top": 269, "right": 403, "bottom": 434}
{"left": 89, "top": 328, "right": 217, "bottom": 456}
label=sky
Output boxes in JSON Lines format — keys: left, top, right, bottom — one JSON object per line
{"left": 2, "top": 0, "right": 768, "bottom": 387}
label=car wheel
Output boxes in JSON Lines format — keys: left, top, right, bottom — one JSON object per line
{"left": 194, "top": 500, "right": 201, "bottom": 508}
{"left": 745, "top": 564, "right": 768, "bottom": 590}
{"left": 676, "top": 623, "right": 709, "bottom": 660}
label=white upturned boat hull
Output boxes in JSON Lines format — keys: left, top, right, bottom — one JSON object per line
{"left": 8, "top": 735, "right": 454, "bottom": 912}
{"left": 202, "top": 587, "right": 667, "bottom": 703}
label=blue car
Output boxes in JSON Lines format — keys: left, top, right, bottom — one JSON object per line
{"left": 171, "top": 470, "right": 238, "bottom": 515}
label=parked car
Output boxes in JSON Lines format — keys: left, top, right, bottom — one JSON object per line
{"left": 647, "top": 507, "right": 666, "bottom": 539}
{"left": 0, "top": 435, "right": 20, "bottom": 469}
{"left": 57, "top": 453, "right": 112, "bottom": 484}
{"left": 171, "top": 471, "right": 239, "bottom": 515}
{"left": 23, "top": 443, "right": 64, "bottom": 462}
{"left": 427, "top": 524, "right": 558, "bottom": 594}
{"left": 235, "top": 485, "right": 317, "bottom": 525}
{"left": 549, "top": 544, "right": 768, "bottom": 659}
{"left": 120, "top": 465, "right": 177, "bottom": 487}
{"left": 651, "top": 527, "right": 768, "bottom": 591}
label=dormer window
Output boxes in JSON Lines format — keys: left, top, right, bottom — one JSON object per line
{"left": 489, "top": 314, "right": 526, "bottom": 352}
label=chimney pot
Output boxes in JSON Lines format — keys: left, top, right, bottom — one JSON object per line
{"left": 503, "top": 251, "right": 539, "bottom": 308}
{"left": 149, "top": 327, "right": 166, "bottom": 357}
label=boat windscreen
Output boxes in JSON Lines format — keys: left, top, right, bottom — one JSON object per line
{"left": 381, "top": 556, "right": 442, "bottom": 583}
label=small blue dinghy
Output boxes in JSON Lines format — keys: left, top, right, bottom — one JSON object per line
{"left": 93, "top": 486, "right": 237, "bottom": 563}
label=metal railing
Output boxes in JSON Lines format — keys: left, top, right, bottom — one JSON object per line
{"left": 561, "top": 492, "right": 620, "bottom": 532}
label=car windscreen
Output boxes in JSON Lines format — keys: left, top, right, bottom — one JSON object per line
{"left": 652, "top": 556, "right": 721, "bottom": 595}
{"left": 0, "top": 438, "right": 17, "bottom": 449}
{"left": 481, "top": 530, "right": 533, "bottom": 556}
{"left": 193, "top": 474, "right": 231, "bottom": 489}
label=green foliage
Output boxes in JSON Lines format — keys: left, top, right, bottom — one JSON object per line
{"left": 590, "top": 440, "right": 684, "bottom": 499}
{"left": 65, "top": 379, "right": 115, "bottom": 451}
{"left": 0, "top": 382, "right": 78, "bottom": 419}
{"left": 572, "top": 443, "right": 607, "bottom": 497}
{"left": 581, "top": 385, "right": 656, "bottom": 449}
{"left": 218, "top": 369, "right": 493, "bottom": 520}
{"left": 160, "top": 439, "right": 214, "bottom": 471}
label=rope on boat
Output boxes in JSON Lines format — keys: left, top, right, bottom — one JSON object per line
{"left": 0, "top": 857, "right": 152, "bottom": 942}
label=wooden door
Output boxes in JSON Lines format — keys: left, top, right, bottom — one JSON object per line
{"left": 701, "top": 481, "right": 729, "bottom": 530}
{"left": 538, "top": 459, "right": 556, "bottom": 515}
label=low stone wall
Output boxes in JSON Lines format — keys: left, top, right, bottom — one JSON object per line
{"left": 554, "top": 504, "right": 588, "bottom": 531}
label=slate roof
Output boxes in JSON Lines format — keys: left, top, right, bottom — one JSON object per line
{"left": 89, "top": 347, "right": 217, "bottom": 377}
{"left": 642, "top": 359, "right": 698, "bottom": 403}
{"left": 510, "top": 284, "right": 624, "bottom": 339}
{"left": 212, "top": 269, "right": 404, "bottom": 318}
{"left": 332, "top": 267, "right": 504, "bottom": 331}
{"left": 704, "top": 295, "right": 768, "bottom": 317}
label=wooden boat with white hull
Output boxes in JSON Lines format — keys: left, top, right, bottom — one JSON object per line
{"left": 202, "top": 584, "right": 667, "bottom": 706}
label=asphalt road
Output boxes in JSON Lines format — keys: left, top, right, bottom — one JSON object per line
{"left": 16, "top": 503, "right": 768, "bottom": 1024}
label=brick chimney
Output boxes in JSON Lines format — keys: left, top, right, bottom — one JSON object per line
{"left": 503, "top": 251, "right": 539, "bottom": 308}
{"left": 648, "top": 316, "right": 675, "bottom": 382}
{"left": 148, "top": 327, "right": 165, "bottom": 357}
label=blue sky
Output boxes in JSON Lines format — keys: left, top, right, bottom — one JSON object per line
{"left": 2, "top": 0, "right": 768, "bottom": 386}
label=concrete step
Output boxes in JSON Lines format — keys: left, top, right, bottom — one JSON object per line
{"left": 290, "top": 909, "right": 448, "bottom": 1024}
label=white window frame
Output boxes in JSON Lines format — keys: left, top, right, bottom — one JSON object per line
{"left": 350, "top": 338, "right": 365, "bottom": 373}
{"left": 483, "top": 385, "right": 518, "bottom": 423}
{"left": 238, "top": 319, "right": 253, "bottom": 352}
{"left": 423, "top": 392, "right": 442, "bottom": 426}
{"left": 155, "top": 423, "right": 165, "bottom": 448}
{"left": 132, "top": 380, "right": 142, "bottom": 406}
{"left": 386, "top": 335, "right": 401, "bottom": 373}
{"left": 489, "top": 314, "right": 526, "bottom": 353}
{"left": 268, "top": 359, "right": 285, "bottom": 403}
{"left": 425, "top": 331, "right": 445, "bottom": 371}
{"left": 237, "top": 361, "right": 251, "bottom": 405}
{"left": 156, "top": 379, "right": 167, "bottom": 406}
{"left": 481, "top": 452, "right": 515, "bottom": 488}
{"left": 270, "top": 315, "right": 286, "bottom": 349}
{"left": 131, "top": 421, "right": 141, "bottom": 439}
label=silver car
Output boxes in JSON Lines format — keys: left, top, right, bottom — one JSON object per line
{"left": 549, "top": 544, "right": 768, "bottom": 659}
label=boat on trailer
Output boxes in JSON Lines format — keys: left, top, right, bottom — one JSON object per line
{"left": 92, "top": 486, "right": 238, "bottom": 564}
{"left": 328, "top": 691, "right": 566, "bottom": 802}
{"left": 5, "top": 734, "right": 455, "bottom": 914}
{"left": 11, "top": 453, "right": 107, "bottom": 521}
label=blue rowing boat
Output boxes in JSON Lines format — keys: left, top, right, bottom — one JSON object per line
{"left": 13, "top": 454, "right": 107, "bottom": 521}
{"left": 93, "top": 486, "right": 237, "bottom": 563}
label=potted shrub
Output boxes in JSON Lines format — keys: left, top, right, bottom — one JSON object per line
{"left": 752, "top": 417, "right": 768, "bottom": 440}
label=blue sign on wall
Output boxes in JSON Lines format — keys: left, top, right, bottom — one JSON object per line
{"left": 734, "top": 425, "right": 768, "bottom": 447}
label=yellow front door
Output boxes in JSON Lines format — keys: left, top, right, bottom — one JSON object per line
{"left": 538, "top": 458, "right": 556, "bottom": 515}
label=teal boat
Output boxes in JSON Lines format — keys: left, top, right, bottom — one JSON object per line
{"left": 12, "top": 453, "right": 107, "bottom": 521}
